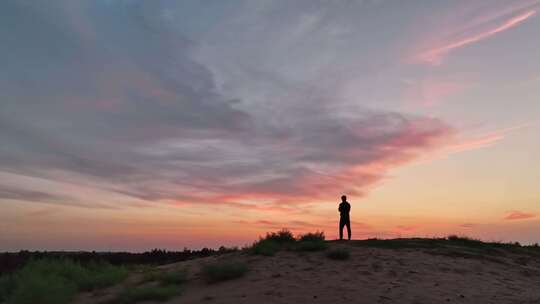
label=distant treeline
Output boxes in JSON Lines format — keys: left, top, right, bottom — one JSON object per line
{"left": 0, "top": 246, "right": 238, "bottom": 274}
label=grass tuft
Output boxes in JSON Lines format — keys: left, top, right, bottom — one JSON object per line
{"left": 202, "top": 261, "right": 248, "bottom": 283}
{"left": 326, "top": 248, "right": 350, "bottom": 260}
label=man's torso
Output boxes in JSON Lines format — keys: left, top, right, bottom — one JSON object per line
{"left": 339, "top": 202, "right": 350, "bottom": 219}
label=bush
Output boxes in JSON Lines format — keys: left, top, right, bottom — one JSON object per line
{"left": 250, "top": 229, "right": 295, "bottom": 256}
{"left": 264, "top": 229, "right": 296, "bottom": 244}
{"left": 115, "top": 286, "right": 181, "bottom": 304}
{"left": 295, "top": 232, "right": 327, "bottom": 251}
{"left": 326, "top": 248, "right": 350, "bottom": 260}
{"left": 4, "top": 259, "right": 128, "bottom": 304}
{"left": 298, "top": 231, "right": 325, "bottom": 242}
{"left": 251, "top": 239, "right": 280, "bottom": 256}
{"left": 202, "top": 261, "right": 248, "bottom": 283}
{"left": 251, "top": 230, "right": 329, "bottom": 255}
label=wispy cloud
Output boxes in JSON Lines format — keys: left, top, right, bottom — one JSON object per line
{"left": 441, "top": 122, "right": 534, "bottom": 155}
{"left": 0, "top": 184, "right": 117, "bottom": 209}
{"left": 414, "top": 10, "right": 536, "bottom": 64}
{"left": 505, "top": 211, "right": 536, "bottom": 220}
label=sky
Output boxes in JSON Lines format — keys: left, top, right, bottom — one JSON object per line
{"left": 1, "top": 0, "right": 540, "bottom": 251}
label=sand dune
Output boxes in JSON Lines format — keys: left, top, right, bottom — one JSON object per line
{"left": 75, "top": 240, "right": 540, "bottom": 304}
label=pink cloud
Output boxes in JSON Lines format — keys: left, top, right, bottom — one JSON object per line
{"left": 413, "top": 9, "right": 536, "bottom": 65}
{"left": 505, "top": 211, "right": 536, "bottom": 220}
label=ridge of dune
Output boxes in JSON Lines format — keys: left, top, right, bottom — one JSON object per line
{"left": 74, "top": 240, "right": 540, "bottom": 304}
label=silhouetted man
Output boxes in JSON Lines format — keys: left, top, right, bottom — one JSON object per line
{"left": 338, "top": 195, "right": 351, "bottom": 240}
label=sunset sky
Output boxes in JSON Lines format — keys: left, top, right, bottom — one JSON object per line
{"left": 1, "top": 0, "right": 540, "bottom": 251}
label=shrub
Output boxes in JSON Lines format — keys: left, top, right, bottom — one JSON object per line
{"left": 264, "top": 229, "right": 296, "bottom": 244}
{"left": 250, "top": 229, "right": 295, "bottom": 256}
{"left": 202, "top": 261, "right": 248, "bottom": 283}
{"left": 295, "top": 231, "right": 327, "bottom": 252}
{"left": 4, "top": 259, "right": 128, "bottom": 304}
{"left": 298, "top": 231, "right": 325, "bottom": 242}
{"left": 115, "top": 285, "right": 181, "bottom": 304}
{"left": 251, "top": 239, "right": 280, "bottom": 256}
{"left": 251, "top": 230, "right": 329, "bottom": 255}
{"left": 326, "top": 248, "right": 350, "bottom": 260}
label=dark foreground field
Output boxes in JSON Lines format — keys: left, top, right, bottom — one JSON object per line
{"left": 3, "top": 233, "right": 540, "bottom": 304}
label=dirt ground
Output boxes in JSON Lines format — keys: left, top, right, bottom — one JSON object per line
{"left": 75, "top": 242, "right": 540, "bottom": 304}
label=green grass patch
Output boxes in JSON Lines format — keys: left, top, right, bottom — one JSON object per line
{"left": 116, "top": 267, "right": 187, "bottom": 303}
{"left": 326, "top": 248, "right": 350, "bottom": 260}
{"left": 348, "top": 236, "right": 540, "bottom": 263}
{"left": 0, "top": 274, "right": 14, "bottom": 302}
{"left": 2, "top": 259, "right": 128, "bottom": 304}
{"left": 350, "top": 236, "right": 540, "bottom": 253}
{"left": 115, "top": 285, "right": 181, "bottom": 304}
{"left": 202, "top": 261, "right": 248, "bottom": 283}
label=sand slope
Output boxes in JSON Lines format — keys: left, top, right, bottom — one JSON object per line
{"left": 76, "top": 241, "right": 540, "bottom": 304}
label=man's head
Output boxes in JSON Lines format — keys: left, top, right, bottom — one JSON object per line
{"left": 341, "top": 195, "right": 347, "bottom": 202}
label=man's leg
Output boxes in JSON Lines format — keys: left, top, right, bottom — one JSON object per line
{"left": 346, "top": 220, "right": 351, "bottom": 240}
{"left": 339, "top": 219, "right": 344, "bottom": 240}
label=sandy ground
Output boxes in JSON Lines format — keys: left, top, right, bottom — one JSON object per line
{"left": 76, "top": 242, "right": 540, "bottom": 304}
